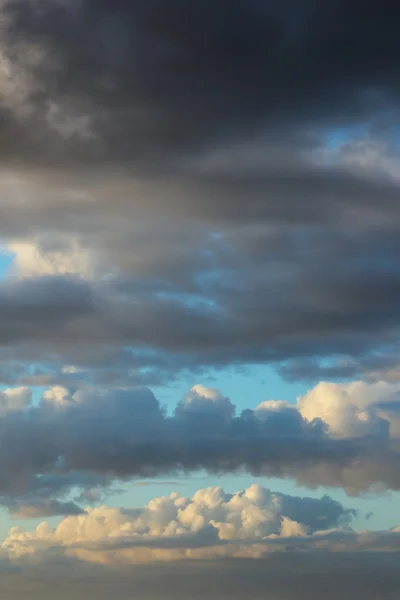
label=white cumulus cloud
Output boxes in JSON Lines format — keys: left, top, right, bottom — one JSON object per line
{"left": 2, "top": 483, "right": 353, "bottom": 564}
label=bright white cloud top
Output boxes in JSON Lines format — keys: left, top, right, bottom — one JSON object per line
{"left": 1, "top": 483, "right": 351, "bottom": 563}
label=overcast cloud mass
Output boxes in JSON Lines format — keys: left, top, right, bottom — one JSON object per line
{"left": 1, "top": 0, "right": 400, "bottom": 597}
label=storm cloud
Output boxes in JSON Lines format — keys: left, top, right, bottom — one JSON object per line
{"left": 0, "top": 382, "right": 399, "bottom": 511}
{"left": 1, "top": 0, "right": 400, "bottom": 167}
{"left": 0, "top": 1, "right": 397, "bottom": 382}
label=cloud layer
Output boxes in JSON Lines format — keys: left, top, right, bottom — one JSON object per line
{"left": 2, "top": 483, "right": 355, "bottom": 563}
{"left": 1, "top": 0, "right": 400, "bottom": 168}
{"left": 1, "top": 2, "right": 400, "bottom": 595}
{"left": 0, "top": 2, "right": 398, "bottom": 385}
{"left": 1, "top": 380, "right": 400, "bottom": 515}
{"left": 3, "top": 481, "right": 400, "bottom": 599}
{"left": 2, "top": 480, "right": 400, "bottom": 600}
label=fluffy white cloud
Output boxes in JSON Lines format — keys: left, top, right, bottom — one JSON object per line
{"left": 0, "top": 386, "right": 31, "bottom": 413}
{"left": 255, "top": 381, "right": 400, "bottom": 440}
{"left": 1, "top": 484, "right": 353, "bottom": 564}
{"left": 41, "top": 385, "right": 73, "bottom": 406}
{"left": 3, "top": 481, "right": 400, "bottom": 571}
{"left": 296, "top": 380, "right": 400, "bottom": 438}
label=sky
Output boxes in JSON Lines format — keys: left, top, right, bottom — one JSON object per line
{"left": 2, "top": 0, "right": 400, "bottom": 598}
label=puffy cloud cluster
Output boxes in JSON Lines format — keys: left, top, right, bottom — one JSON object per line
{"left": 297, "top": 381, "right": 400, "bottom": 438}
{"left": 0, "top": 380, "right": 400, "bottom": 514}
{"left": 175, "top": 384, "right": 235, "bottom": 422}
{"left": 1, "top": 483, "right": 355, "bottom": 564}
{"left": 0, "top": 386, "right": 31, "bottom": 413}
{"left": 2, "top": 481, "right": 400, "bottom": 573}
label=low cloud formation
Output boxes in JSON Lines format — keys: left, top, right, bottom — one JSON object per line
{"left": 1, "top": 381, "right": 400, "bottom": 511}
{"left": 0, "top": 483, "right": 355, "bottom": 564}
{"left": 2, "top": 482, "right": 400, "bottom": 576}
{"left": 4, "top": 484, "right": 400, "bottom": 600}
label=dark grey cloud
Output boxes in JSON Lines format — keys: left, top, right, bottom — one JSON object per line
{"left": 0, "top": 0, "right": 398, "bottom": 385}
{"left": 0, "top": 0, "right": 397, "bottom": 238}
{"left": 2, "top": 223, "right": 400, "bottom": 385}
{"left": 0, "top": 385, "right": 400, "bottom": 502}
{"left": 0, "top": 471, "right": 113, "bottom": 518}
{"left": 0, "top": 275, "right": 95, "bottom": 343}
{"left": 8, "top": 499, "right": 84, "bottom": 519}
{"left": 2, "top": 0, "right": 400, "bottom": 167}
